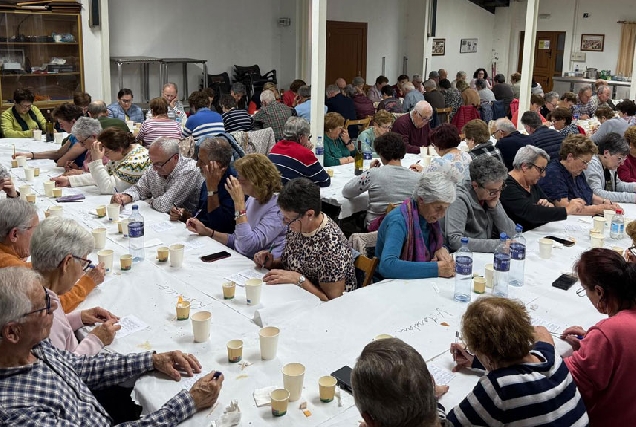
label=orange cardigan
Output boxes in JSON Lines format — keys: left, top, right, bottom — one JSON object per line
{"left": 0, "top": 242, "right": 97, "bottom": 313}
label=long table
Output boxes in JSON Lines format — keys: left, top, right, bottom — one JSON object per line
{"left": 2, "top": 137, "right": 635, "bottom": 426}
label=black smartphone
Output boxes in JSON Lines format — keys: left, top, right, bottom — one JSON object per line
{"left": 552, "top": 274, "right": 577, "bottom": 290}
{"left": 332, "top": 366, "right": 353, "bottom": 393}
{"left": 200, "top": 251, "right": 231, "bottom": 263}
{"left": 544, "top": 235, "right": 575, "bottom": 247}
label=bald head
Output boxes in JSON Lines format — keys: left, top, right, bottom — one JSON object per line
{"left": 336, "top": 78, "right": 347, "bottom": 92}
{"left": 87, "top": 100, "right": 108, "bottom": 118}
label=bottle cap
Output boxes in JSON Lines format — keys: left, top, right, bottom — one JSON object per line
{"left": 132, "top": 204, "right": 138, "bottom": 210}
{"left": 616, "top": 209, "right": 623, "bottom": 214}
{"left": 515, "top": 224, "right": 523, "bottom": 233}
{"left": 500, "top": 233, "right": 508, "bottom": 240}
{"left": 461, "top": 237, "right": 469, "bottom": 244}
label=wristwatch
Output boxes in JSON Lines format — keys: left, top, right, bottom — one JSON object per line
{"left": 297, "top": 275, "right": 306, "bottom": 288}
{"left": 234, "top": 209, "right": 247, "bottom": 220}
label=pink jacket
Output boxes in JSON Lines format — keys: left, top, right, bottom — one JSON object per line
{"left": 49, "top": 291, "right": 104, "bottom": 355}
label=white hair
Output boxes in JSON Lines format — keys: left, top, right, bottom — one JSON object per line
{"left": 413, "top": 165, "right": 461, "bottom": 204}
{"left": 513, "top": 145, "right": 550, "bottom": 170}
{"left": 260, "top": 89, "right": 276, "bottom": 105}
{"left": 152, "top": 137, "right": 180, "bottom": 156}
{"left": 423, "top": 79, "right": 437, "bottom": 90}
{"left": 495, "top": 118, "right": 517, "bottom": 134}
{"left": 412, "top": 100, "right": 433, "bottom": 118}
{"left": 71, "top": 117, "right": 102, "bottom": 139}
{"left": 0, "top": 198, "right": 37, "bottom": 240}
{"left": 0, "top": 267, "right": 43, "bottom": 331}
{"left": 30, "top": 217, "right": 94, "bottom": 273}
{"left": 597, "top": 85, "right": 611, "bottom": 96}
{"left": 403, "top": 82, "right": 415, "bottom": 92}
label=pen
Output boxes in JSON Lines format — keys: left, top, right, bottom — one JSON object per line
{"left": 193, "top": 208, "right": 202, "bottom": 219}
{"left": 453, "top": 331, "right": 460, "bottom": 361}
{"left": 262, "top": 243, "right": 277, "bottom": 269}
{"left": 416, "top": 160, "right": 421, "bottom": 164}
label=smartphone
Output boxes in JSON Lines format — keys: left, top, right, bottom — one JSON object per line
{"left": 331, "top": 365, "right": 353, "bottom": 393}
{"left": 200, "top": 251, "right": 231, "bottom": 263}
{"left": 544, "top": 235, "right": 575, "bottom": 247}
{"left": 552, "top": 274, "right": 577, "bottom": 290}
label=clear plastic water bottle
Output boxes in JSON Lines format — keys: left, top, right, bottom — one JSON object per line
{"left": 610, "top": 209, "right": 624, "bottom": 239}
{"left": 128, "top": 205, "right": 145, "bottom": 262}
{"left": 492, "top": 233, "right": 511, "bottom": 297}
{"left": 167, "top": 109, "right": 176, "bottom": 121}
{"left": 315, "top": 136, "right": 324, "bottom": 165}
{"left": 509, "top": 224, "right": 526, "bottom": 287}
{"left": 362, "top": 139, "right": 373, "bottom": 170}
{"left": 572, "top": 104, "right": 580, "bottom": 122}
{"left": 454, "top": 237, "right": 473, "bottom": 302}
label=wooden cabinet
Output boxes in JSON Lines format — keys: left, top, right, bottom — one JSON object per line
{"left": 0, "top": 10, "right": 84, "bottom": 112}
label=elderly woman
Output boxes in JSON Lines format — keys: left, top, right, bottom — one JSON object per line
{"left": 501, "top": 145, "right": 585, "bottom": 230}
{"left": 591, "top": 102, "right": 633, "bottom": 143}
{"left": 584, "top": 132, "right": 636, "bottom": 203}
{"left": 14, "top": 103, "right": 85, "bottom": 169}
{"left": 476, "top": 79, "right": 495, "bottom": 102}
{"left": 470, "top": 68, "right": 492, "bottom": 90}
{"left": 558, "top": 91, "right": 577, "bottom": 109}
{"left": 343, "top": 133, "right": 421, "bottom": 229}
{"left": 282, "top": 79, "right": 305, "bottom": 108}
{"left": 449, "top": 297, "right": 588, "bottom": 426}
{"left": 550, "top": 106, "right": 581, "bottom": 137}
{"left": 464, "top": 119, "right": 502, "bottom": 162}
{"left": 254, "top": 178, "right": 356, "bottom": 301}
{"left": 30, "top": 217, "right": 118, "bottom": 355}
{"left": 539, "top": 134, "right": 617, "bottom": 215}
{"left": 185, "top": 154, "right": 286, "bottom": 259}
{"left": 136, "top": 97, "right": 182, "bottom": 146}
{"left": 52, "top": 125, "right": 150, "bottom": 193}
{"left": 444, "top": 155, "right": 516, "bottom": 252}
{"left": 618, "top": 126, "right": 636, "bottom": 183}
{"left": 374, "top": 169, "right": 459, "bottom": 280}
{"left": 0, "top": 165, "right": 17, "bottom": 199}
{"left": 323, "top": 112, "right": 357, "bottom": 167}
{"left": 441, "top": 78, "right": 462, "bottom": 120}
{"left": 561, "top": 249, "right": 636, "bottom": 426}
{"left": 351, "top": 76, "right": 376, "bottom": 119}
{"left": 358, "top": 110, "right": 394, "bottom": 152}
{"left": 412, "top": 124, "right": 472, "bottom": 182}
{"left": 0, "top": 88, "right": 46, "bottom": 138}
{"left": 73, "top": 91, "right": 92, "bottom": 116}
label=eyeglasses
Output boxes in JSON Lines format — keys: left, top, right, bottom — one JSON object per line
{"left": 530, "top": 163, "right": 547, "bottom": 174}
{"left": 576, "top": 287, "right": 586, "bottom": 297}
{"left": 152, "top": 154, "right": 176, "bottom": 169}
{"left": 480, "top": 183, "right": 506, "bottom": 196}
{"left": 20, "top": 286, "right": 52, "bottom": 317}
{"left": 17, "top": 102, "right": 32, "bottom": 110}
{"left": 379, "top": 124, "right": 392, "bottom": 130}
{"left": 578, "top": 157, "right": 591, "bottom": 166}
{"left": 491, "top": 129, "right": 503, "bottom": 137}
{"left": 119, "top": 98, "right": 133, "bottom": 104}
{"left": 78, "top": 135, "right": 94, "bottom": 146}
{"left": 415, "top": 111, "right": 431, "bottom": 123}
{"left": 616, "top": 155, "right": 626, "bottom": 164}
{"left": 282, "top": 213, "right": 302, "bottom": 226}
{"left": 72, "top": 255, "right": 94, "bottom": 271}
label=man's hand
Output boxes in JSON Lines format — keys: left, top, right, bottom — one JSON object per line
{"left": 370, "top": 159, "right": 381, "bottom": 168}
{"left": 264, "top": 269, "right": 300, "bottom": 285}
{"left": 90, "top": 319, "right": 121, "bottom": 346}
{"left": 0, "top": 177, "right": 18, "bottom": 197}
{"left": 81, "top": 307, "right": 119, "bottom": 325}
{"left": 202, "top": 160, "right": 226, "bottom": 190}
{"left": 51, "top": 176, "right": 70, "bottom": 187}
{"left": 189, "top": 372, "right": 224, "bottom": 410}
{"left": 339, "top": 156, "right": 354, "bottom": 165}
{"left": 409, "top": 163, "right": 423, "bottom": 172}
{"left": 536, "top": 199, "right": 553, "bottom": 207}
{"left": 85, "top": 262, "right": 106, "bottom": 285}
{"left": 153, "top": 351, "right": 202, "bottom": 381}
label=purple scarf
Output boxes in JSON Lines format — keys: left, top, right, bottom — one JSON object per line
{"left": 399, "top": 198, "right": 443, "bottom": 262}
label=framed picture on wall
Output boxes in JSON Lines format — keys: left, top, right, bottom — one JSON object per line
{"left": 432, "top": 39, "right": 445, "bottom": 56}
{"left": 581, "top": 34, "right": 604, "bottom": 52}
{"left": 460, "top": 38, "right": 478, "bottom": 54}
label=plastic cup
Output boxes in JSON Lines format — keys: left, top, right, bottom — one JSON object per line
{"left": 24, "top": 167, "right": 34, "bottom": 181}
{"left": 120, "top": 218, "right": 130, "bottom": 237}
{"left": 473, "top": 276, "right": 486, "bottom": 294}
{"left": 52, "top": 188, "right": 63, "bottom": 198}
{"left": 120, "top": 254, "right": 132, "bottom": 270}
{"left": 282, "top": 363, "right": 305, "bottom": 402}
{"left": 227, "top": 339, "right": 243, "bottom": 363}
{"left": 604, "top": 209, "right": 615, "bottom": 226}
{"left": 222, "top": 281, "right": 236, "bottom": 299}
{"left": 539, "top": 238, "right": 553, "bottom": 259}
{"left": 169, "top": 244, "right": 184, "bottom": 268}
{"left": 16, "top": 155, "right": 27, "bottom": 167}
{"left": 156, "top": 246, "right": 169, "bottom": 263}
{"left": 419, "top": 146, "right": 427, "bottom": 156}
{"left": 92, "top": 228, "right": 106, "bottom": 250}
{"left": 591, "top": 234, "right": 604, "bottom": 248}
{"left": 420, "top": 155, "right": 432, "bottom": 167}
{"left": 326, "top": 168, "right": 334, "bottom": 177}
{"left": 126, "top": 120, "right": 135, "bottom": 130}
{"left": 48, "top": 206, "right": 63, "bottom": 217}
{"left": 318, "top": 376, "right": 337, "bottom": 403}
{"left": 19, "top": 185, "right": 31, "bottom": 200}
{"left": 54, "top": 132, "right": 64, "bottom": 144}
{"left": 97, "top": 249, "right": 114, "bottom": 273}
{"left": 191, "top": 311, "right": 211, "bottom": 343}
{"left": 245, "top": 278, "right": 263, "bottom": 305}
{"left": 259, "top": 326, "right": 280, "bottom": 360}
{"left": 95, "top": 205, "right": 106, "bottom": 218}
{"left": 33, "top": 167, "right": 40, "bottom": 177}
{"left": 373, "top": 334, "right": 392, "bottom": 341}
{"left": 26, "top": 194, "right": 36, "bottom": 204}
{"left": 43, "top": 181, "right": 55, "bottom": 197}
{"left": 612, "top": 246, "right": 623, "bottom": 254}
{"left": 176, "top": 300, "right": 191, "bottom": 320}
{"left": 107, "top": 204, "right": 120, "bottom": 222}
{"left": 270, "top": 389, "right": 290, "bottom": 417}
{"left": 593, "top": 216, "right": 605, "bottom": 232}
{"left": 32, "top": 129, "right": 42, "bottom": 141}
{"left": 484, "top": 264, "right": 494, "bottom": 288}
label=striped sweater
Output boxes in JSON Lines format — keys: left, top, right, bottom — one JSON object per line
{"left": 268, "top": 140, "right": 331, "bottom": 187}
{"left": 222, "top": 108, "right": 253, "bottom": 132}
{"left": 447, "top": 341, "right": 589, "bottom": 427}
{"left": 182, "top": 108, "right": 225, "bottom": 143}
{"left": 136, "top": 118, "right": 182, "bottom": 146}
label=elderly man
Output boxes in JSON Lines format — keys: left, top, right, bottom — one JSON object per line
{"left": 325, "top": 83, "right": 358, "bottom": 137}
{"left": 438, "top": 69, "right": 448, "bottom": 82}
{"left": 403, "top": 82, "right": 425, "bottom": 112}
{"left": 146, "top": 82, "right": 187, "bottom": 124}
{"left": 522, "top": 111, "right": 564, "bottom": 161}
{"left": 451, "top": 71, "right": 467, "bottom": 89}
{"left": 351, "top": 76, "right": 376, "bottom": 119}
{"left": 0, "top": 267, "right": 225, "bottom": 426}
{"left": 183, "top": 91, "right": 225, "bottom": 143}
{"left": 442, "top": 155, "right": 516, "bottom": 252}
{"left": 412, "top": 74, "right": 426, "bottom": 94}
{"left": 87, "top": 100, "right": 129, "bottom": 132}
{"left": 423, "top": 80, "right": 445, "bottom": 110}
{"left": 112, "top": 137, "right": 203, "bottom": 213}
{"left": 367, "top": 75, "right": 389, "bottom": 103}
{"left": 493, "top": 118, "right": 531, "bottom": 170}
{"left": 335, "top": 77, "right": 347, "bottom": 94}
{"left": 107, "top": 88, "right": 144, "bottom": 123}
{"left": 540, "top": 91, "right": 559, "bottom": 119}
{"left": 428, "top": 70, "right": 440, "bottom": 85}
{"left": 269, "top": 117, "right": 331, "bottom": 187}
{"left": 170, "top": 137, "right": 236, "bottom": 233}
{"left": 575, "top": 85, "right": 595, "bottom": 119}
{"left": 230, "top": 82, "right": 247, "bottom": 109}
{"left": 253, "top": 90, "right": 294, "bottom": 141}
{"left": 392, "top": 100, "right": 433, "bottom": 154}
{"left": 294, "top": 85, "right": 327, "bottom": 123}
{"left": 352, "top": 338, "right": 449, "bottom": 427}
{"left": 590, "top": 85, "right": 614, "bottom": 113}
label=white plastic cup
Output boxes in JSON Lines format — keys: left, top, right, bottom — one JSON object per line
{"left": 191, "top": 311, "right": 211, "bottom": 342}
{"left": 48, "top": 206, "right": 63, "bottom": 217}
{"left": 107, "top": 204, "right": 120, "bottom": 222}
{"left": 43, "top": 181, "right": 55, "bottom": 197}
{"left": 259, "top": 326, "right": 280, "bottom": 360}
{"left": 32, "top": 129, "right": 42, "bottom": 141}
{"left": 593, "top": 216, "right": 605, "bottom": 232}
{"left": 484, "top": 263, "right": 494, "bottom": 288}
{"left": 591, "top": 234, "right": 604, "bottom": 248}
{"left": 126, "top": 120, "right": 135, "bottom": 130}
{"left": 539, "top": 238, "right": 553, "bottom": 259}
{"left": 16, "top": 156, "right": 27, "bottom": 167}
{"left": 604, "top": 209, "right": 616, "bottom": 227}
{"left": 97, "top": 249, "right": 114, "bottom": 273}
{"left": 420, "top": 155, "right": 432, "bottom": 167}
{"left": 54, "top": 132, "right": 64, "bottom": 144}
{"left": 120, "top": 218, "right": 130, "bottom": 237}
{"left": 245, "top": 278, "right": 263, "bottom": 305}
{"left": 19, "top": 184, "right": 31, "bottom": 200}
{"left": 282, "top": 363, "right": 305, "bottom": 402}
{"left": 169, "top": 244, "right": 185, "bottom": 268}
{"left": 24, "top": 167, "right": 34, "bottom": 181}
{"left": 92, "top": 227, "right": 107, "bottom": 250}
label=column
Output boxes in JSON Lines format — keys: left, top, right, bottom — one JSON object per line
{"left": 631, "top": 41, "right": 636, "bottom": 100}
{"left": 517, "top": 0, "right": 540, "bottom": 131}
{"left": 309, "top": 0, "right": 327, "bottom": 146}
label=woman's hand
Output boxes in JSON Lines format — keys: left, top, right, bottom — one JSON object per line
{"left": 202, "top": 160, "right": 226, "bottom": 190}
{"left": 51, "top": 176, "right": 70, "bottom": 187}
{"left": 186, "top": 218, "right": 212, "bottom": 236}
{"left": 536, "top": 199, "right": 554, "bottom": 207}
{"left": 561, "top": 326, "right": 586, "bottom": 351}
{"left": 254, "top": 250, "right": 273, "bottom": 269}
{"left": 225, "top": 176, "right": 245, "bottom": 209}
{"left": 450, "top": 342, "right": 474, "bottom": 372}
{"left": 370, "top": 159, "right": 381, "bottom": 168}
{"left": 0, "top": 177, "right": 18, "bottom": 198}
{"left": 432, "top": 247, "right": 452, "bottom": 263}
{"left": 169, "top": 206, "right": 184, "bottom": 222}
{"left": 111, "top": 193, "right": 132, "bottom": 205}
{"left": 340, "top": 128, "right": 351, "bottom": 144}
{"left": 90, "top": 140, "right": 105, "bottom": 161}
{"left": 264, "top": 269, "right": 300, "bottom": 285}
{"left": 81, "top": 307, "right": 119, "bottom": 325}
{"left": 437, "top": 259, "right": 455, "bottom": 278}
{"left": 85, "top": 262, "right": 106, "bottom": 285}
{"left": 90, "top": 319, "right": 121, "bottom": 346}
{"left": 339, "top": 156, "right": 354, "bottom": 165}
{"left": 409, "top": 163, "right": 423, "bottom": 173}
{"left": 565, "top": 199, "right": 585, "bottom": 215}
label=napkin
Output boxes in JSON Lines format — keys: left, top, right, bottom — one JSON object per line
{"left": 210, "top": 400, "right": 241, "bottom": 427}
{"left": 56, "top": 194, "right": 85, "bottom": 202}
{"left": 253, "top": 386, "right": 276, "bottom": 407}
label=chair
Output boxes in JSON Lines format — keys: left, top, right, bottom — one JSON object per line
{"left": 230, "top": 128, "right": 276, "bottom": 155}
{"left": 354, "top": 254, "right": 380, "bottom": 288}
{"left": 345, "top": 116, "right": 372, "bottom": 134}
{"left": 436, "top": 107, "right": 452, "bottom": 124}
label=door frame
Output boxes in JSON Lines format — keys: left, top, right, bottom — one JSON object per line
{"left": 326, "top": 20, "right": 367, "bottom": 85}
{"left": 517, "top": 31, "right": 566, "bottom": 92}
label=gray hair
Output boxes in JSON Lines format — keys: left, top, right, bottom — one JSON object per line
{"left": 352, "top": 338, "right": 438, "bottom": 427}
{"left": 456, "top": 71, "right": 467, "bottom": 79}
{"left": 344, "top": 84, "right": 356, "bottom": 98}
{"left": 544, "top": 91, "right": 559, "bottom": 104}
{"left": 0, "top": 164, "right": 9, "bottom": 179}
{"left": 579, "top": 85, "right": 593, "bottom": 95}
{"left": 152, "top": 137, "right": 180, "bottom": 157}
{"left": 402, "top": 82, "right": 415, "bottom": 92}
{"left": 199, "top": 137, "right": 233, "bottom": 168}
{"left": 470, "top": 155, "right": 509, "bottom": 186}
{"left": 30, "top": 217, "right": 94, "bottom": 273}
{"left": 412, "top": 74, "right": 422, "bottom": 83}
{"left": 0, "top": 198, "right": 37, "bottom": 240}
{"left": 476, "top": 79, "right": 488, "bottom": 90}
{"left": 598, "top": 132, "right": 629, "bottom": 156}
{"left": 513, "top": 145, "right": 550, "bottom": 170}
{"left": 0, "top": 268, "right": 43, "bottom": 331}
{"left": 495, "top": 118, "right": 517, "bottom": 133}
{"left": 283, "top": 116, "right": 310, "bottom": 142}
{"left": 163, "top": 82, "right": 178, "bottom": 93}
{"left": 325, "top": 84, "right": 340, "bottom": 96}
{"left": 352, "top": 76, "right": 365, "bottom": 87}
{"left": 412, "top": 100, "right": 433, "bottom": 117}
{"left": 413, "top": 168, "right": 460, "bottom": 204}
{"left": 597, "top": 85, "right": 611, "bottom": 96}
{"left": 423, "top": 79, "right": 437, "bottom": 90}
{"left": 297, "top": 85, "right": 311, "bottom": 99}
{"left": 71, "top": 117, "right": 102, "bottom": 139}
{"left": 260, "top": 89, "right": 276, "bottom": 105}
{"left": 231, "top": 82, "right": 246, "bottom": 95}
{"left": 520, "top": 111, "right": 542, "bottom": 129}
{"left": 87, "top": 100, "right": 108, "bottom": 116}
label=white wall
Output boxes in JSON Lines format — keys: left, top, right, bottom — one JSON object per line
{"left": 80, "top": 0, "right": 109, "bottom": 100}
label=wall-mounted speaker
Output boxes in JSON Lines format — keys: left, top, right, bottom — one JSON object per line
{"left": 89, "top": 0, "right": 100, "bottom": 28}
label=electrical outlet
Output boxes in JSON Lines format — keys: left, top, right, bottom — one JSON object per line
{"left": 583, "top": 13, "right": 589, "bottom": 18}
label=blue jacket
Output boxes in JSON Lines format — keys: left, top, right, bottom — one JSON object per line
{"left": 196, "top": 168, "right": 237, "bottom": 233}
{"left": 107, "top": 102, "right": 144, "bottom": 123}
{"left": 498, "top": 131, "right": 531, "bottom": 170}
{"left": 529, "top": 127, "right": 564, "bottom": 163}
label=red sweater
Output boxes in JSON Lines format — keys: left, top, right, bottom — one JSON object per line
{"left": 392, "top": 113, "right": 431, "bottom": 154}
{"left": 618, "top": 154, "right": 636, "bottom": 183}
{"left": 564, "top": 307, "right": 636, "bottom": 426}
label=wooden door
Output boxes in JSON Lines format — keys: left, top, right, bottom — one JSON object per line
{"left": 517, "top": 31, "right": 565, "bottom": 92}
{"left": 326, "top": 21, "right": 367, "bottom": 86}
